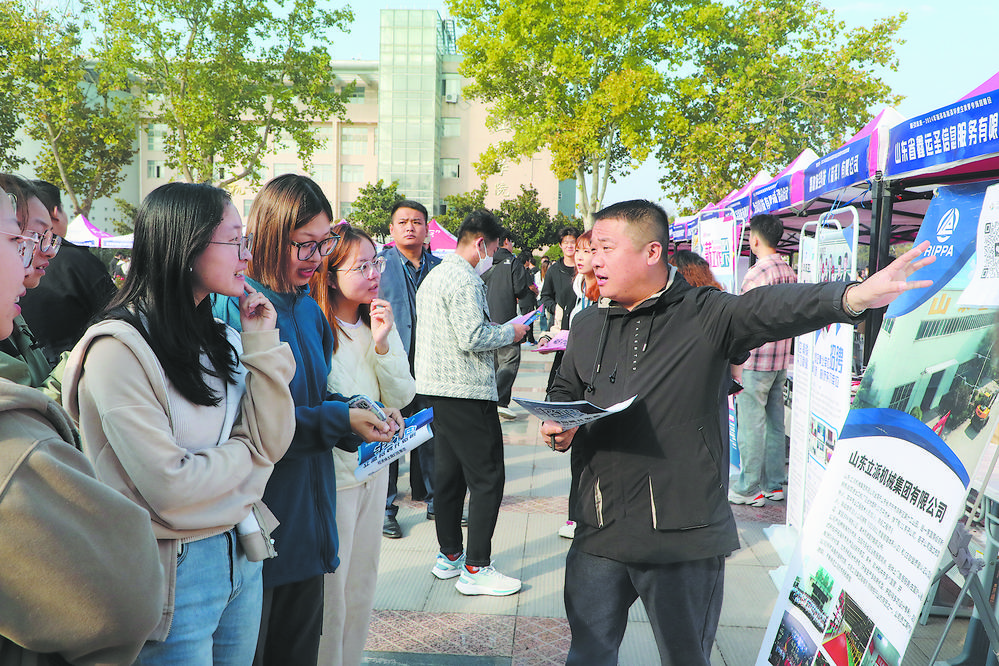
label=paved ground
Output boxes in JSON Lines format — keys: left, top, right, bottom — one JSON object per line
{"left": 318, "top": 352, "right": 974, "bottom": 665}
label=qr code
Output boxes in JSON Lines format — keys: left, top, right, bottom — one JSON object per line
{"left": 980, "top": 219, "right": 999, "bottom": 278}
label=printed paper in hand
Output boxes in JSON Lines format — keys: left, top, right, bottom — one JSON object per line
{"left": 354, "top": 408, "right": 434, "bottom": 481}
{"left": 533, "top": 329, "right": 569, "bottom": 353}
{"left": 506, "top": 305, "right": 543, "bottom": 327}
{"left": 512, "top": 395, "right": 637, "bottom": 429}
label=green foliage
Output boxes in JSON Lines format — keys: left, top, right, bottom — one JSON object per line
{"left": 451, "top": 0, "right": 684, "bottom": 228}
{"left": 0, "top": 1, "right": 138, "bottom": 217}
{"left": 348, "top": 179, "right": 405, "bottom": 241}
{"left": 95, "top": 0, "right": 353, "bottom": 186}
{"left": 109, "top": 197, "right": 137, "bottom": 235}
{"left": 657, "top": 0, "right": 905, "bottom": 207}
{"left": 437, "top": 185, "right": 489, "bottom": 235}
{"left": 496, "top": 186, "right": 556, "bottom": 253}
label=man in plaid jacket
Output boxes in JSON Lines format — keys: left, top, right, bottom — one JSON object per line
{"left": 729, "top": 213, "right": 798, "bottom": 507}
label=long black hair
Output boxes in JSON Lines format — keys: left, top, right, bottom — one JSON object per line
{"left": 104, "top": 182, "right": 237, "bottom": 406}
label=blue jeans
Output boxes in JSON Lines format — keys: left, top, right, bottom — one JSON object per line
{"left": 136, "top": 530, "right": 263, "bottom": 666}
{"left": 733, "top": 369, "right": 788, "bottom": 496}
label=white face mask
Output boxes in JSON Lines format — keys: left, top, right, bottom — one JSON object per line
{"left": 475, "top": 240, "right": 493, "bottom": 276}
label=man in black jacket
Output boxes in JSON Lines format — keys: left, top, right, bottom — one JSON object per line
{"left": 483, "top": 229, "right": 533, "bottom": 419}
{"left": 541, "top": 200, "right": 934, "bottom": 666}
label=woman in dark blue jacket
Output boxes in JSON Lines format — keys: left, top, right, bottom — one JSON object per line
{"left": 213, "top": 174, "right": 401, "bottom": 665}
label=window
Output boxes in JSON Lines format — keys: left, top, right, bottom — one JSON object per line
{"left": 915, "top": 312, "right": 994, "bottom": 340}
{"left": 341, "top": 164, "right": 364, "bottom": 183}
{"left": 274, "top": 163, "right": 298, "bottom": 177}
{"left": 243, "top": 200, "right": 254, "bottom": 217}
{"left": 888, "top": 382, "right": 914, "bottom": 412}
{"left": 441, "top": 118, "right": 460, "bottom": 138}
{"left": 346, "top": 85, "right": 366, "bottom": 104}
{"left": 341, "top": 127, "right": 368, "bottom": 155}
{"left": 315, "top": 125, "right": 334, "bottom": 145}
{"left": 146, "top": 123, "right": 167, "bottom": 151}
{"left": 311, "top": 164, "right": 334, "bottom": 182}
{"left": 339, "top": 202, "right": 353, "bottom": 219}
{"left": 146, "top": 160, "right": 164, "bottom": 179}
{"left": 441, "top": 158, "right": 459, "bottom": 179}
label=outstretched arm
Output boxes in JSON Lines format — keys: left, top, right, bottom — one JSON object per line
{"left": 844, "top": 241, "right": 936, "bottom": 312}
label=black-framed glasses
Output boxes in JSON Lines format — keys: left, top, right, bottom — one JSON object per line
{"left": 0, "top": 229, "right": 39, "bottom": 268}
{"left": 37, "top": 228, "right": 61, "bottom": 255}
{"left": 209, "top": 233, "right": 254, "bottom": 256}
{"left": 291, "top": 233, "right": 340, "bottom": 261}
{"left": 338, "top": 256, "right": 386, "bottom": 279}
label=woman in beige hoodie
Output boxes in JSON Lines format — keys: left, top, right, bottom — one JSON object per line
{"left": 62, "top": 183, "right": 297, "bottom": 665}
{"left": 0, "top": 183, "right": 164, "bottom": 665}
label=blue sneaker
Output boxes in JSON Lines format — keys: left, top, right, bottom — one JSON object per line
{"left": 455, "top": 565, "right": 522, "bottom": 596}
{"left": 432, "top": 552, "right": 465, "bottom": 580}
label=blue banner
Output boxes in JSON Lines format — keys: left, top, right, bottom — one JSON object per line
{"left": 751, "top": 175, "right": 791, "bottom": 215}
{"left": 805, "top": 137, "right": 870, "bottom": 201}
{"left": 731, "top": 193, "right": 751, "bottom": 222}
{"left": 885, "top": 181, "right": 987, "bottom": 318}
{"left": 885, "top": 89, "right": 999, "bottom": 177}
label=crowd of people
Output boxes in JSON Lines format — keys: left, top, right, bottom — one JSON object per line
{"left": 0, "top": 170, "right": 935, "bottom": 665}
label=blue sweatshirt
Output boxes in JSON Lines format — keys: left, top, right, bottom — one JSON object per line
{"left": 213, "top": 278, "right": 356, "bottom": 587}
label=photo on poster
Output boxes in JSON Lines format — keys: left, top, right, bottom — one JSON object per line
{"left": 857, "top": 628, "right": 901, "bottom": 666}
{"left": 768, "top": 611, "right": 818, "bottom": 666}
{"left": 818, "top": 590, "right": 875, "bottom": 666}
{"left": 789, "top": 561, "right": 838, "bottom": 632}
{"left": 808, "top": 414, "right": 838, "bottom": 465}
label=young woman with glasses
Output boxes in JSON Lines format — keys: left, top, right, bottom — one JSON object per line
{"left": 212, "top": 174, "right": 404, "bottom": 665}
{"left": 0, "top": 174, "right": 61, "bottom": 393}
{"left": 309, "top": 223, "right": 414, "bottom": 666}
{"left": 61, "top": 181, "right": 297, "bottom": 664}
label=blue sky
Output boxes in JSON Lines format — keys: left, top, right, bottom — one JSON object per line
{"left": 331, "top": 1, "right": 999, "bottom": 213}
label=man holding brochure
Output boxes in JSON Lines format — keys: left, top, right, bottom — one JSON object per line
{"left": 415, "top": 210, "right": 529, "bottom": 597}
{"left": 540, "top": 199, "right": 935, "bottom": 666}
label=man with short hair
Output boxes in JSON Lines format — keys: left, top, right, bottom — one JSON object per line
{"left": 539, "top": 226, "right": 579, "bottom": 390}
{"left": 18, "top": 181, "right": 117, "bottom": 365}
{"left": 541, "top": 199, "right": 932, "bottom": 665}
{"left": 482, "top": 229, "right": 533, "bottom": 420}
{"left": 377, "top": 200, "right": 441, "bottom": 538}
{"left": 415, "top": 210, "right": 529, "bottom": 596}
{"left": 729, "top": 213, "right": 798, "bottom": 507}
{"left": 516, "top": 250, "right": 539, "bottom": 344}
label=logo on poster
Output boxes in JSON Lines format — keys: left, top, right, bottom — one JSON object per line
{"left": 922, "top": 208, "right": 957, "bottom": 257}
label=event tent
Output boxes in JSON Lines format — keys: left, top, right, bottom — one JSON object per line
{"left": 64, "top": 215, "right": 113, "bottom": 247}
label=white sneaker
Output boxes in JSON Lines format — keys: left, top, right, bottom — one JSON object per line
{"left": 497, "top": 406, "right": 516, "bottom": 420}
{"left": 764, "top": 488, "right": 785, "bottom": 501}
{"left": 558, "top": 520, "right": 576, "bottom": 539}
{"left": 455, "top": 565, "right": 522, "bottom": 596}
{"left": 432, "top": 552, "right": 465, "bottom": 580}
{"left": 728, "top": 489, "right": 766, "bottom": 507}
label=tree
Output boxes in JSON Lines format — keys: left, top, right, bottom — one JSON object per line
{"left": 450, "top": 0, "right": 691, "bottom": 228}
{"left": 348, "top": 179, "right": 405, "bottom": 241}
{"left": 496, "top": 186, "right": 556, "bottom": 253}
{"left": 0, "top": 1, "right": 138, "bottom": 217}
{"left": 657, "top": 0, "right": 904, "bottom": 208}
{"left": 96, "top": 0, "right": 353, "bottom": 186}
{"left": 437, "top": 185, "right": 489, "bottom": 235}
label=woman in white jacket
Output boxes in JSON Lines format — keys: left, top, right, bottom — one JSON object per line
{"left": 310, "top": 222, "right": 415, "bottom": 665}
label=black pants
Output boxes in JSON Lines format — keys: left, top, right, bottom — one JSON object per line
{"left": 254, "top": 575, "right": 324, "bottom": 666}
{"left": 564, "top": 548, "right": 724, "bottom": 666}
{"left": 429, "top": 395, "right": 505, "bottom": 567}
{"left": 494, "top": 342, "right": 522, "bottom": 408}
{"left": 386, "top": 395, "right": 435, "bottom": 515}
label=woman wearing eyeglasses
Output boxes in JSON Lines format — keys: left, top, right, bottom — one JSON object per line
{"left": 212, "top": 174, "right": 403, "bottom": 665}
{"left": 308, "top": 223, "right": 414, "bottom": 666}
{"left": 61, "top": 182, "right": 297, "bottom": 664}
{"left": 0, "top": 175, "right": 62, "bottom": 395}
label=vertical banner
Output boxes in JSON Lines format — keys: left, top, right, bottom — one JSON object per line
{"left": 693, "top": 208, "right": 743, "bottom": 294}
{"left": 787, "top": 211, "right": 859, "bottom": 530}
{"left": 757, "top": 181, "right": 999, "bottom": 665}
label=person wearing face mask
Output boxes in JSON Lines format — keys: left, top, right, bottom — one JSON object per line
{"left": 414, "top": 209, "right": 529, "bottom": 597}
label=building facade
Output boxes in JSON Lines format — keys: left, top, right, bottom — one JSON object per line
{"left": 137, "top": 9, "right": 575, "bottom": 226}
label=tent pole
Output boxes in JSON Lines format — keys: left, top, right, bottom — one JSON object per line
{"left": 864, "top": 172, "right": 894, "bottom": 363}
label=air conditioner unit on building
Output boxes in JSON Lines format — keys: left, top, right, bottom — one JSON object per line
{"left": 444, "top": 92, "right": 458, "bottom": 103}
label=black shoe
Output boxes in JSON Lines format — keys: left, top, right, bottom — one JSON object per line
{"left": 383, "top": 515, "right": 402, "bottom": 538}
{"left": 426, "top": 510, "right": 435, "bottom": 521}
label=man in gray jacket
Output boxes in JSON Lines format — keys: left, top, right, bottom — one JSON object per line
{"left": 415, "top": 210, "right": 528, "bottom": 597}
{"left": 541, "top": 199, "right": 934, "bottom": 665}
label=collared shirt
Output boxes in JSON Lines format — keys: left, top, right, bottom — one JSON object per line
{"left": 399, "top": 249, "right": 434, "bottom": 365}
{"left": 741, "top": 253, "right": 797, "bottom": 371}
